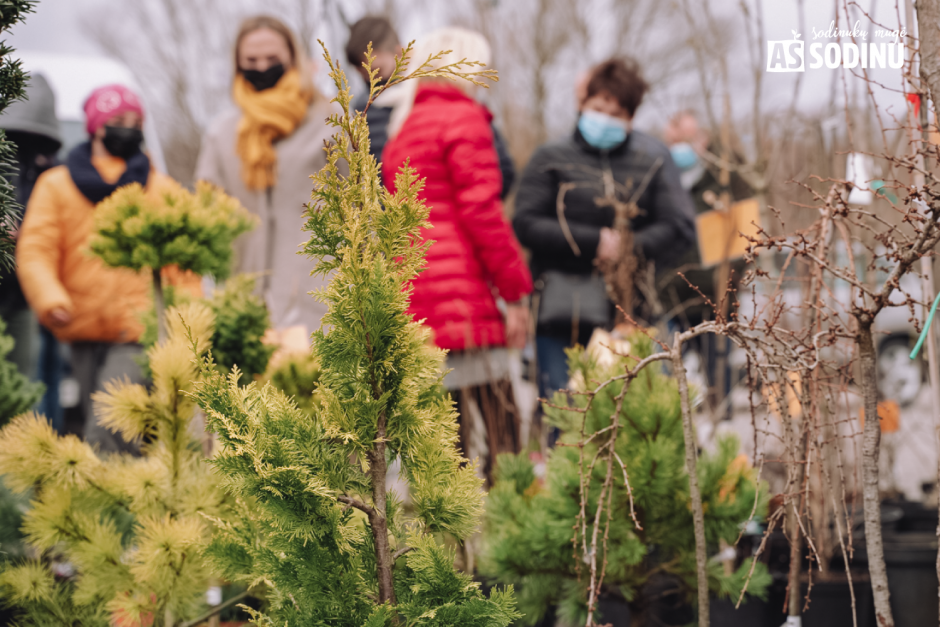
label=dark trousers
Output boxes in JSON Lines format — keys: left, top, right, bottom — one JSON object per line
{"left": 536, "top": 335, "right": 572, "bottom": 399}
{"left": 536, "top": 333, "right": 591, "bottom": 448}
{"left": 70, "top": 342, "right": 144, "bottom": 454}
{"left": 36, "top": 326, "right": 64, "bottom": 432}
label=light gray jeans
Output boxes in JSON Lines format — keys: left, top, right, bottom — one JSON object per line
{"left": 70, "top": 342, "right": 144, "bottom": 455}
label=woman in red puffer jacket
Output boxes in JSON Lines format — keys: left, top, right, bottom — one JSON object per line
{"left": 382, "top": 27, "right": 533, "bottom": 482}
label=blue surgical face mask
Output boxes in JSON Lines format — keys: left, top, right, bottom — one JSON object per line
{"left": 578, "top": 110, "right": 629, "bottom": 150}
{"left": 669, "top": 142, "right": 699, "bottom": 171}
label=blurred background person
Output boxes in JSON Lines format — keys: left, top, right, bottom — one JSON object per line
{"left": 382, "top": 27, "right": 533, "bottom": 483}
{"left": 513, "top": 58, "right": 695, "bottom": 415}
{"left": 661, "top": 109, "right": 752, "bottom": 416}
{"left": 0, "top": 74, "right": 63, "bottom": 428}
{"left": 346, "top": 15, "right": 402, "bottom": 163}
{"left": 196, "top": 15, "right": 339, "bottom": 334}
{"left": 351, "top": 16, "right": 517, "bottom": 197}
{"left": 16, "top": 84, "right": 200, "bottom": 453}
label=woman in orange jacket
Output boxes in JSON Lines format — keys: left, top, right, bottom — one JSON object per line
{"left": 16, "top": 84, "right": 200, "bottom": 453}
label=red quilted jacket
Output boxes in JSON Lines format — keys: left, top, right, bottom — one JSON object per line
{"left": 382, "top": 83, "right": 533, "bottom": 351}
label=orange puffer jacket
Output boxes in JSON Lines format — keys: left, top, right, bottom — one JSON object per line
{"left": 16, "top": 155, "right": 201, "bottom": 343}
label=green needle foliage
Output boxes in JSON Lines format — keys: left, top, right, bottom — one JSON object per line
{"left": 208, "top": 275, "right": 274, "bottom": 385}
{"left": 261, "top": 350, "right": 321, "bottom": 413}
{"left": 89, "top": 182, "right": 256, "bottom": 281}
{"left": 140, "top": 275, "right": 275, "bottom": 386}
{"left": 190, "top": 42, "right": 518, "bottom": 627}
{"left": 0, "top": 304, "right": 230, "bottom": 627}
{"left": 481, "top": 335, "right": 770, "bottom": 627}
{"left": 0, "top": 317, "right": 43, "bottom": 426}
{"left": 0, "top": 0, "right": 32, "bottom": 273}
{"left": 0, "top": 317, "right": 43, "bottom": 576}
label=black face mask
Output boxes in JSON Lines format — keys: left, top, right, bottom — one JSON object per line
{"left": 102, "top": 126, "right": 144, "bottom": 159}
{"left": 241, "top": 63, "right": 285, "bottom": 92}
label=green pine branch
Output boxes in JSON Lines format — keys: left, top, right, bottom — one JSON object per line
{"left": 0, "top": 317, "right": 43, "bottom": 426}
{"left": 0, "top": 0, "right": 34, "bottom": 273}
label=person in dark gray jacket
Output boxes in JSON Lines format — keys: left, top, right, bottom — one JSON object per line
{"left": 513, "top": 58, "right": 695, "bottom": 402}
{"left": 0, "top": 73, "right": 63, "bottom": 430}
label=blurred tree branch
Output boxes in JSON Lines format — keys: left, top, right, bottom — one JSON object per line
{"left": 83, "top": 0, "right": 351, "bottom": 187}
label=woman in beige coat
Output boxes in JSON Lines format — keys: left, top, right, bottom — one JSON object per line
{"left": 196, "top": 15, "right": 338, "bottom": 333}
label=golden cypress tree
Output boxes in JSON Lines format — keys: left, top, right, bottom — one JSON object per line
{"left": 190, "top": 43, "right": 519, "bottom": 627}
{"left": 89, "top": 182, "right": 255, "bottom": 342}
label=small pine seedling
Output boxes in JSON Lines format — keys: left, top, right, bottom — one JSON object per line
{"left": 0, "top": 304, "right": 230, "bottom": 627}
{"left": 481, "top": 335, "right": 771, "bottom": 626}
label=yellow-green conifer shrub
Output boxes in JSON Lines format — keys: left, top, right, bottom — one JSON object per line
{"left": 89, "top": 182, "right": 256, "bottom": 341}
{"left": 139, "top": 275, "right": 276, "bottom": 386}
{"left": 0, "top": 303, "right": 229, "bottom": 627}
{"left": 0, "top": 318, "right": 44, "bottom": 599}
{"left": 261, "top": 350, "right": 321, "bottom": 413}
{"left": 190, "top": 43, "right": 519, "bottom": 627}
{"left": 89, "top": 182, "right": 255, "bottom": 281}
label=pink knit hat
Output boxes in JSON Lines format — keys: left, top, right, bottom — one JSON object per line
{"left": 83, "top": 84, "right": 144, "bottom": 136}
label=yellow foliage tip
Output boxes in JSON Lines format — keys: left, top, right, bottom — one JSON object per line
{"left": 0, "top": 562, "right": 55, "bottom": 603}
{"left": 94, "top": 379, "right": 152, "bottom": 442}
{"left": 149, "top": 338, "right": 201, "bottom": 401}
{"left": 0, "top": 413, "right": 101, "bottom": 493}
{"left": 166, "top": 301, "right": 215, "bottom": 353}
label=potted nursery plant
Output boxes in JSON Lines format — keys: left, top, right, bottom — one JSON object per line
{"left": 480, "top": 335, "right": 771, "bottom": 627}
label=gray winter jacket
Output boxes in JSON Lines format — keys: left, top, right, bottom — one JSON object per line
{"left": 195, "top": 97, "right": 341, "bottom": 332}
{"left": 0, "top": 73, "right": 61, "bottom": 309}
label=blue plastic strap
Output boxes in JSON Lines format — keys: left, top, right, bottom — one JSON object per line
{"left": 910, "top": 290, "right": 940, "bottom": 360}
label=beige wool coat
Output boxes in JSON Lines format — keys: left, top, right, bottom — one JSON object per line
{"left": 195, "top": 97, "right": 339, "bottom": 332}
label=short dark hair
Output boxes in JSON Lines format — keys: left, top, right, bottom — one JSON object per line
{"left": 584, "top": 58, "right": 649, "bottom": 118}
{"left": 346, "top": 16, "right": 400, "bottom": 67}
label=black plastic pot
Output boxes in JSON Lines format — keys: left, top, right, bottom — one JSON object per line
{"left": 795, "top": 579, "right": 875, "bottom": 627}
{"left": 852, "top": 500, "right": 939, "bottom": 627}
{"left": 882, "top": 531, "right": 939, "bottom": 627}
{"left": 892, "top": 499, "right": 938, "bottom": 532}
{"left": 710, "top": 578, "right": 875, "bottom": 627}
{"left": 596, "top": 597, "right": 631, "bottom": 627}
{"left": 710, "top": 595, "right": 766, "bottom": 626}
{"left": 594, "top": 575, "right": 694, "bottom": 627}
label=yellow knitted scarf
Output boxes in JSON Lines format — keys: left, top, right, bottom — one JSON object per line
{"left": 233, "top": 68, "right": 311, "bottom": 190}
